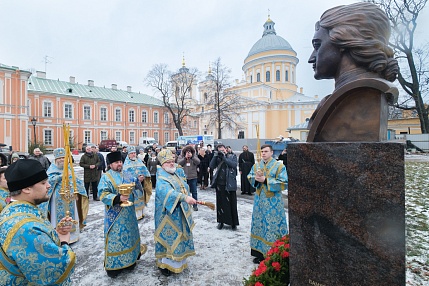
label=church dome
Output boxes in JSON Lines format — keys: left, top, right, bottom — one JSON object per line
{"left": 247, "top": 17, "right": 295, "bottom": 58}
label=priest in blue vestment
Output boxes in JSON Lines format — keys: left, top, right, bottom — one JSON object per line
{"left": 39, "top": 148, "right": 89, "bottom": 244}
{"left": 0, "top": 167, "right": 9, "bottom": 212}
{"left": 247, "top": 144, "right": 288, "bottom": 264}
{"left": 0, "top": 159, "right": 75, "bottom": 285}
{"left": 154, "top": 149, "right": 197, "bottom": 277}
{"left": 122, "top": 145, "right": 152, "bottom": 220}
{"left": 98, "top": 151, "right": 145, "bottom": 278}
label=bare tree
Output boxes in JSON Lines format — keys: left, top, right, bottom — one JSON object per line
{"left": 369, "top": 0, "right": 429, "bottom": 132}
{"left": 145, "top": 63, "right": 199, "bottom": 136}
{"left": 203, "top": 58, "right": 243, "bottom": 139}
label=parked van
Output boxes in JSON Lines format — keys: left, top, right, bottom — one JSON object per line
{"left": 99, "top": 139, "right": 117, "bottom": 152}
{"left": 165, "top": 141, "right": 178, "bottom": 151}
{"left": 139, "top": 137, "right": 157, "bottom": 148}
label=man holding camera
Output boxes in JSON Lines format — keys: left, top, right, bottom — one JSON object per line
{"left": 178, "top": 145, "right": 200, "bottom": 211}
{"left": 209, "top": 144, "right": 239, "bottom": 230}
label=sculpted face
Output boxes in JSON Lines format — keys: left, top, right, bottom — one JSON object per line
{"left": 308, "top": 26, "right": 342, "bottom": 80}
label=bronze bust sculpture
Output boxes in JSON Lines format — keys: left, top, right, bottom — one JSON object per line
{"left": 307, "top": 2, "right": 399, "bottom": 142}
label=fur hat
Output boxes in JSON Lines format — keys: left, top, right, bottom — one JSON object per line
{"left": 5, "top": 159, "right": 48, "bottom": 192}
{"left": 53, "top": 148, "right": 66, "bottom": 159}
{"left": 107, "top": 151, "right": 122, "bottom": 164}
{"left": 181, "top": 145, "right": 195, "bottom": 156}
{"left": 157, "top": 149, "right": 174, "bottom": 165}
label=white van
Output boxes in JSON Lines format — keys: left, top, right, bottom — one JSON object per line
{"left": 139, "top": 137, "right": 157, "bottom": 148}
{"left": 165, "top": 141, "right": 178, "bottom": 151}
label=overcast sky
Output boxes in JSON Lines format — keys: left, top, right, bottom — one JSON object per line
{"left": 1, "top": 0, "right": 428, "bottom": 99}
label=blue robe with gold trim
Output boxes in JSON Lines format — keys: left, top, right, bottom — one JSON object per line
{"left": 98, "top": 169, "right": 142, "bottom": 270}
{"left": 0, "top": 201, "right": 75, "bottom": 285}
{"left": 154, "top": 167, "right": 195, "bottom": 273}
{"left": 247, "top": 158, "right": 288, "bottom": 257}
{"left": 39, "top": 163, "right": 89, "bottom": 243}
{"left": 122, "top": 156, "right": 151, "bottom": 219}
{"left": 0, "top": 187, "right": 9, "bottom": 213}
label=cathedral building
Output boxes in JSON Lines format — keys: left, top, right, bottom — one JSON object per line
{"left": 196, "top": 16, "right": 320, "bottom": 140}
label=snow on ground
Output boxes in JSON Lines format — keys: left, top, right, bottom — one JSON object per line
{"left": 70, "top": 188, "right": 260, "bottom": 285}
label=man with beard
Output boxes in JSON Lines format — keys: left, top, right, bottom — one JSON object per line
{"left": 238, "top": 145, "right": 255, "bottom": 195}
{"left": 210, "top": 144, "right": 239, "bottom": 230}
{"left": 98, "top": 151, "right": 146, "bottom": 278}
{"left": 154, "top": 149, "right": 197, "bottom": 276}
{"left": 122, "top": 146, "right": 152, "bottom": 220}
{"left": 0, "top": 159, "right": 75, "bottom": 285}
{"left": 39, "top": 148, "right": 89, "bottom": 243}
{"left": 247, "top": 144, "right": 288, "bottom": 264}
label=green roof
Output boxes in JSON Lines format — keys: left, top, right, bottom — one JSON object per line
{"left": 28, "top": 76, "right": 164, "bottom": 106}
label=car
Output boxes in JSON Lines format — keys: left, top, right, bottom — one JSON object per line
{"left": 164, "top": 141, "right": 178, "bottom": 151}
{"left": 81, "top": 142, "right": 96, "bottom": 152}
{"left": 99, "top": 139, "right": 117, "bottom": 152}
{"left": 0, "top": 143, "right": 29, "bottom": 165}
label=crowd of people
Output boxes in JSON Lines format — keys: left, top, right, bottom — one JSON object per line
{"left": 0, "top": 141, "right": 289, "bottom": 283}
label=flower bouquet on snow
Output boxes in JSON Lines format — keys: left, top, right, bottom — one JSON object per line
{"left": 243, "top": 235, "right": 290, "bottom": 286}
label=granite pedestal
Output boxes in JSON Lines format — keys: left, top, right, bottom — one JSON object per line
{"left": 288, "top": 142, "right": 405, "bottom": 286}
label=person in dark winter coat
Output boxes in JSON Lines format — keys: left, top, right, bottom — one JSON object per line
{"left": 209, "top": 144, "right": 239, "bottom": 230}
{"left": 178, "top": 145, "right": 200, "bottom": 211}
{"left": 79, "top": 146, "right": 100, "bottom": 200}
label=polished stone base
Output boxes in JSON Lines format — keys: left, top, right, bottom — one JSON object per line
{"left": 288, "top": 142, "right": 405, "bottom": 286}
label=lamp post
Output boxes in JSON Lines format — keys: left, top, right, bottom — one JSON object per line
{"left": 30, "top": 117, "right": 37, "bottom": 145}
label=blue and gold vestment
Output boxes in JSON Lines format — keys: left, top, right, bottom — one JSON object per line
{"left": 0, "top": 201, "right": 75, "bottom": 285}
{"left": 98, "top": 169, "right": 142, "bottom": 270}
{"left": 39, "top": 163, "right": 89, "bottom": 243}
{"left": 0, "top": 187, "right": 9, "bottom": 212}
{"left": 122, "top": 156, "right": 151, "bottom": 219}
{"left": 154, "top": 167, "right": 195, "bottom": 273}
{"left": 248, "top": 157, "right": 288, "bottom": 257}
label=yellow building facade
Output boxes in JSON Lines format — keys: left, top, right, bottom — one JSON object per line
{"left": 196, "top": 16, "right": 320, "bottom": 139}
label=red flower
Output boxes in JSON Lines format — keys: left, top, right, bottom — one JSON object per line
{"left": 273, "top": 247, "right": 279, "bottom": 253}
{"left": 281, "top": 251, "right": 289, "bottom": 258}
{"left": 272, "top": 261, "right": 281, "bottom": 271}
{"left": 255, "top": 282, "right": 264, "bottom": 286}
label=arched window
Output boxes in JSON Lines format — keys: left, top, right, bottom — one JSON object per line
{"left": 266, "top": 71, "right": 270, "bottom": 82}
{"left": 257, "top": 73, "right": 261, "bottom": 82}
{"left": 285, "top": 70, "right": 289, "bottom": 82}
{"left": 250, "top": 75, "right": 253, "bottom": 83}
{"left": 276, "top": 70, "right": 280, "bottom": 81}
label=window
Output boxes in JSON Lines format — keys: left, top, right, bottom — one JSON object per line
{"left": 174, "top": 132, "right": 179, "bottom": 140}
{"left": 266, "top": 71, "right": 270, "bottom": 82}
{"left": 64, "top": 103, "right": 73, "bottom": 119}
{"left": 193, "top": 120, "right": 197, "bottom": 128}
{"left": 129, "top": 110, "right": 135, "bottom": 122}
{"left": 115, "top": 109, "right": 121, "bottom": 122}
{"left": 154, "top": 112, "right": 159, "bottom": 123}
{"left": 164, "top": 112, "right": 169, "bottom": 124}
{"left": 101, "top": 131, "right": 107, "bottom": 141}
{"left": 44, "top": 130, "right": 52, "bottom": 145}
{"left": 43, "top": 102, "right": 52, "bottom": 117}
{"left": 164, "top": 132, "right": 169, "bottom": 142}
{"left": 204, "top": 92, "right": 208, "bottom": 101}
{"left": 142, "top": 131, "right": 148, "bottom": 138}
{"left": 238, "top": 131, "right": 245, "bottom": 139}
{"left": 154, "top": 132, "right": 159, "bottom": 142}
{"left": 84, "top": 131, "right": 91, "bottom": 143}
{"left": 142, "top": 111, "right": 147, "bottom": 123}
{"left": 202, "top": 107, "right": 204, "bottom": 113}
{"left": 276, "top": 70, "right": 280, "bottom": 81}
{"left": 115, "top": 132, "right": 121, "bottom": 141}
{"left": 285, "top": 70, "right": 289, "bottom": 82}
{"left": 256, "top": 73, "right": 261, "bottom": 82}
{"left": 69, "top": 130, "right": 74, "bottom": 146}
{"left": 100, "top": 107, "right": 107, "bottom": 121}
{"left": 130, "top": 132, "right": 135, "bottom": 144}
{"left": 84, "top": 106, "right": 91, "bottom": 120}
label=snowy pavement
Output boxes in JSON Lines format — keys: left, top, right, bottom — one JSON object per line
{"left": 70, "top": 188, "right": 265, "bottom": 285}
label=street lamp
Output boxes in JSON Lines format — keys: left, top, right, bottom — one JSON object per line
{"left": 30, "top": 117, "right": 37, "bottom": 145}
